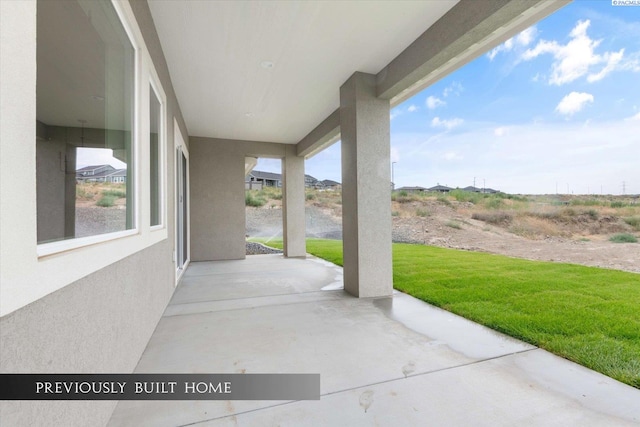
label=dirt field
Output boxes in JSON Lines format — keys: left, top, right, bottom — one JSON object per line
{"left": 246, "top": 190, "right": 640, "bottom": 273}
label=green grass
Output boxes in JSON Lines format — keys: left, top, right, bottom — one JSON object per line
{"left": 245, "top": 191, "right": 267, "bottom": 207}
{"left": 415, "top": 208, "right": 430, "bottom": 217}
{"left": 624, "top": 216, "right": 640, "bottom": 231}
{"left": 254, "top": 237, "right": 640, "bottom": 388}
{"left": 609, "top": 233, "right": 638, "bottom": 243}
{"left": 96, "top": 195, "right": 116, "bottom": 207}
{"left": 102, "top": 189, "right": 126, "bottom": 198}
{"left": 446, "top": 220, "right": 462, "bottom": 229}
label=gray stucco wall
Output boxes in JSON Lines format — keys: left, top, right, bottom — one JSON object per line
{"left": 189, "top": 137, "right": 288, "bottom": 261}
{"left": 190, "top": 138, "right": 247, "bottom": 261}
{"left": 0, "top": 241, "right": 174, "bottom": 426}
{"left": 0, "top": 1, "right": 188, "bottom": 425}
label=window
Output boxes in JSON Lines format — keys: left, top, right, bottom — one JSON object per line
{"left": 36, "top": 0, "right": 135, "bottom": 245}
{"left": 150, "top": 85, "right": 161, "bottom": 227}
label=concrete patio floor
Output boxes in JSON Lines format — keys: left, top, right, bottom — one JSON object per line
{"left": 108, "top": 254, "right": 640, "bottom": 426}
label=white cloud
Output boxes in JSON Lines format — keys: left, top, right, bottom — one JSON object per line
{"left": 407, "top": 104, "right": 418, "bottom": 113}
{"left": 442, "top": 81, "right": 463, "bottom": 98}
{"left": 431, "top": 117, "right": 463, "bottom": 130}
{"left": 522, "top": 20, "right": 636, "bottom": 85}
{"left": 426, "top": 96, "right": 445, "bottom": 110}
{"left": 442, "top": 151, "right": 462, "bottom": 161}
{"left": 487, "top": 26, "right": 537, "bottom": 60}
{"left": 587, "top": 49, "right": 624, "bottom": 82}
{"left": 390, "top": 108, "right": 402, "bottom": 120}
{"left": 516, "top": 26, "right": 537, "bottom": 47}
{"left": 627, "top": 112, "right": 640, "bottom": 121}
{"left": 555, "top": 92, "right": 594, "bottom": 116}
{"left": 494, "top": 127, "right": 508, "bottom": 137}
{"left": 390, "top": 147, "right": 401, "bottom": 164}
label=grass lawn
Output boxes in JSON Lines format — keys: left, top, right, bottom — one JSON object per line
{"left": 251, "top": 237, "right": 640, "bottom": 389}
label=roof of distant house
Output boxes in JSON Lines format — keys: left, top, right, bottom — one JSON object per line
{"left": 428, "top": 185, "right": 453, "bottom": 191}
{"left": 396, "top": 186, "right": 427, "bottom": 191}
{"left": 76, "top": 164, "right": 115, "bottom": 173}
{"left": 247, "top": 170, "right": 282, "bottom": 181}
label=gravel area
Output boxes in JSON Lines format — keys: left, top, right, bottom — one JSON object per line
{"left": 246, "top": 205, "right": 342, "bottom": 241}
{"left": 75, "top": 206, "right": 127, "bottom": 238}
{"left": 246, "top": 241, "right": 282, "bottom": 255}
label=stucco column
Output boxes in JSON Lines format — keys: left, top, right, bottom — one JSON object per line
{"left": 282, "top": 145, "right": 306, "bottom": 257}
{"left": 340, "top": 72, "right": 393, "bottom": 298}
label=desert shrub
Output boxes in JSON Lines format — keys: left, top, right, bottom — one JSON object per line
{"left": 623, "top": 217, "right": 640, "bottom": 231}
{"left": 450, "top": 189, "right": 481, "bottom": 204}
{"left": 245, "top": 191, "right": 266, "bottom": 207}
{"left": 258, "top": 187, "right": 282, "bottom": 200}
{"left": 609, "top": 233, "right": 638, "bottom": 243}
{"left": 611, "top": 201, "right": 627, "bottom": 208}
{"left": 471, "top": 211, "right": 512, "bottom": 225}
{"left": 509, "top": 216, "right": 565, "bottom": 239}
{"left": 483, "top": 198, "right": 504, "bottom": 209}
{"left": 305, "top": 192, "right": 316, "bottom": 201}
{"left": 415, "top": 208, "right": 430, "bottom": 217}
{"left": 570, "top": 198, "right": 603, "bottom": 207}
{"left": 446, "top": 221, "right": 461, "bottom": 229}
{"left": 391, "top": 211, "right": 399, "bottom": 217}
{"left": 532, "top": 211, "right": 561, "bottom": 221}
{"left": 102, "top": 189, "right": 126, "bottom": 198}
{"left": 503, "top": 193, "right": 528, "bottom": 202}
{"left": 437, "top": 196, "right": 452, "bottom": 207}
{"left": 76, "top": 186, "right": 94, "bottom": 199}
{"left": 586, "top": 209, "right": 599, "bottom": 220}
{"left": 96, "top": 195, "right": 116, "bottom": 207}
{"left": 399, "top": 190, "right": 408, "bottom": 197}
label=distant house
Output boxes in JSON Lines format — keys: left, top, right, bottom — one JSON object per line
{"left": 396, "top": 186, "right": 427, "bottom": 193}
{"left": 462, "top": 186, "right": 481, "bottom": 193}
{"left": 246, "top": 170, "right": 282, "bottom": 188}
{"left": 320, "top": 179, "right": 341, "bottom": 190}
{"left": 76, "top": 165, "right": 126, "bottom": 183}
{"left": 246, "top": 170, "right": 321, "bottom": 189}
{"left": 105, "top": 169, "right": 127, "bottom": 184}
{"left": 305, "top": 174, "right": 318, "bottom": 188}
{"left": 428, "top": 185, "right": 453, "bottom": 193}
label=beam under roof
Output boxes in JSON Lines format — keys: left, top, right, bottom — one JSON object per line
{"left": 296, "top": 0, "right": 570, "bottom": 158}
{"left": 377, "top": 0, "right": 571, "bottom": 104}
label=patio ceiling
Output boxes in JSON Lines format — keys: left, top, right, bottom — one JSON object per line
{"left": 148, "top": 0, "right": 459, "bottom": 144}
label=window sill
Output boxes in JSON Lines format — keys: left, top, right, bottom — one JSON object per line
{"left": 37, "top": 229, "right": 139, "bottom": 258}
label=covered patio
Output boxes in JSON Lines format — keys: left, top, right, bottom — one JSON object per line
{"left": 108, "top": 254, "right": 639, "bottom": 426}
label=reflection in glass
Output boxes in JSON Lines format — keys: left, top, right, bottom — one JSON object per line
{"left": 36, "top": 0, "right": 134, "bottom": 244}
{"left": 150, "top": 86, "right": 161, "bottom": 227}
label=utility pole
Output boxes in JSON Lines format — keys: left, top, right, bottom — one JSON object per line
{"left": 391, "top": 162, "right": 397, "bottom": 190}
{"left": 474, "top": 177, "right": 476, "bottom": 188}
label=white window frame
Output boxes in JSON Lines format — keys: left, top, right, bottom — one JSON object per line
{"left": 174, "top": 119, "right": 190, "bottom": 284}
{"left": 36, "top": 0, "right": 142, "bottom": 257}
{"left": 149, "top": 70, "right": 167, "bottom": 232}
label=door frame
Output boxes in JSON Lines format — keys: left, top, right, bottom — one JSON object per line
{"left": 174, "top": 119, "right": 190, "bottom": 283}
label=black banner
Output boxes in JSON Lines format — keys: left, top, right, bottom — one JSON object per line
{"left": 0, "top": 374, "right": 320, "bottom": 400}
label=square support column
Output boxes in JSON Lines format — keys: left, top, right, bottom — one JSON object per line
{"left": 282, "top": 145, "right": 306, "bottom": 258}
{"left": 340, "top": 72, "right": 393, "bottom": 298}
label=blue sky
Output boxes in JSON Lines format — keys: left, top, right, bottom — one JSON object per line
{"left": 259, "top": 1, "right": 640, "bottom": 195}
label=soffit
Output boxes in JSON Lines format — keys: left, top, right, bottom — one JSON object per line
{"left": 148, "top": 0, "right": 458, "bottom": 144}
